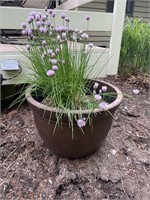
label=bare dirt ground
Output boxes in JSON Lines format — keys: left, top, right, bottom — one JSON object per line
{"left": 1, "top": 76, "right": 150, "bottom": 200}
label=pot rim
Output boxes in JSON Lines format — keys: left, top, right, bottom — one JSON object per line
{"left": 25, "top": 79, "right": 123, "bottom": 114}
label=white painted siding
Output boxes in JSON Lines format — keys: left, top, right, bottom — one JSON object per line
{"left": 77, "top": 0, "right": 150, "bottom": 47}
{"left": 134, "top": 0, "right": 150, "bottom": 20}
{"left": 78, "top": 0, "right": 150, "bottom": 20}
{"left": 78, "top": 0, "right": 105, "bottom": 12}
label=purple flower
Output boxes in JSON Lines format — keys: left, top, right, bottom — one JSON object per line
{"left": 85, "top": 15, "right": 91, "bottom": 20}
{"left": 95, "top": 94, "right": 102, "bottom": 100}
{"left": 39, "top": 27, "right": 47, "bottom": 34}
{"left": 62, "top": 26, "right": 68, "bottom": 32}
{"left": 77, "top": 118, "right": 86, "bottom": 128}
{"left": 27, "top": 29, "right": 32, "bottom": 37}
{"left": 51, "top": 59, "right": 57, "bottom": 65}
{"left": 133, "top": 89, "right": 140, "bottom": 94}
{"left": 81, "top": 33, "right": 89, "bottom": 39}
{"left": 30, "top": 11, "right": 37, "bottom": 17}
{"left": 41, "top": 15, "right": 47, "bottom": 22}
{"left": 46, "top": 70, "right": 55, "bottom": 77}
{"left": 99, "top": 102, "right": 108, "bottom": 110}
{"left": 55, "top": 48, "right": 60, "bottom": 54}
{"left": 25, "top": 44, "right": 30, "bottom": 50}
{"left": 47, "top": 49, "right": 53, "bottom": 54}
{"left": 56, "top": 25, "right": 62, "bottom": 32}
{"left": 51, "top": 12, "right": 56, "bottom": 18}
{"left": 42, "top": 40, "right": 46, "bottom": 46}
{"left": 21, "top": 29, "right": 27, "bottom": 35}
{"left": 48, "top": 9, "right": 53, "bottom": 14}
{"left": 52, "top": 65, "right": 58, "bottom": 71}
{"left": 27, "top": 15, "right": 34, "bottom": 23}
{"left": 46, "top": 21, "right": 51, "bottom": 27}
{"left": 35, "top": 14, "right": 41, "bottom": 21}
{"left": 60, "top": 12, "right": 66, "bottom": 19}
{"left": 88, "top": 43, "right": 94, "bottom": 48}
{"left": 93, "top": 82, "right": 99, "bottom": 89}
{"left": 36, "top": 21, "right": 41, "bottom": 28}
{"left": 101, "top": 86, "right": 108, "bottom": 93}
{"left": 51, "top": 52, "right": 55, "bottom": 58}
{"left": 37, "top": 12, "right": 42, "bottom": 17}
{"left": 21, "top": 22, "right": 26, "bottom": 29}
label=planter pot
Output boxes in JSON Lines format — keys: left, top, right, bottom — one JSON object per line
{"left": 26, "top": 80, "right": 123, "bottom": 159}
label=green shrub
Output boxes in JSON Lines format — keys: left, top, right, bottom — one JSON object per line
{"left": 119, "top": 17, "right": 150, "bottom": 77}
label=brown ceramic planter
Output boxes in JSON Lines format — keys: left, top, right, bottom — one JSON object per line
{"left": 25, "top": 80, "right": 123, "bottom": 159}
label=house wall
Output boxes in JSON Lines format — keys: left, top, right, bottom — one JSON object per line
{"left": 134, "top": 1, "right": 150, "bottom": 20}
{"left": 77, "top": 0, "right": 150, "bottom": 47}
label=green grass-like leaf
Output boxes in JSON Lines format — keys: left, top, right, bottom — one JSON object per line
{"left": 119, "top": 17, "right": 150, "bottom": 77}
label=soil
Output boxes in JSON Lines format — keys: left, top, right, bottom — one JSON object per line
{"left": 1, "top": 76, "right": 150, "bottom": 200}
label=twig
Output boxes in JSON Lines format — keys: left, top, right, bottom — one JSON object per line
{"left": 130, "top": 132, "right": 148, "bottom": 139}
{"left": 135, "top": 133, "right": 148, "bottom": 139}
{"left": 143, "top": 166, "right": 150, "bottom": 177}
{"left": 2, "top": 163, "right": 13, "bottom": 170}
{"left": 1, "top": 123, "right": 6, "bottom": 127}
{"left": 144, "top": 100, "right": 150, "bottom": 105}
{"left": 2, "top": 147, "right": 17, "bottom": 164}
{"left": 0, "top": 181, "right": 5, "bottom": 188}
{"left": 138, "top": 147, "right": 150, "bottom": 155}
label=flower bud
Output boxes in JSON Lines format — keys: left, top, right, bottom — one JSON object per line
{"left": 93, "top": 82, "right": 99, "bottom": 89}
{"left": 55, "top": 48, "right": 60, "bottom": 54}
{"left": 52, "top": 65, "right": 58, "bottom": 71}
{"left": 51, "top": 12, "right": 56, "bottom": 18}
{"left": 21, "top": 22, "right": 26, "bottom": 29}
{"left": 95, "top": 94, "right": 102, "bottom": 100}
{"left": 60, "top": 12, "right": 66, "bottom": 19}
{"left": 85, "top": 15, "right": 91, "bottom": 20}
{"left": 88, "top": 43, "right": 94, "bottom": 48}
{"left": 51, "top": 52, "right": 55, "bottom": 58}
{"left": 26, "top": 44, "right": 31, "bottom": 50}
{"left": 81, "top": 33, "right": 89, "bottom": 39}
{"left": 35, "top": 14, "right": 41, "bottom": 21}
{"left": 22, "top": 29, "right": 27, "bottom": 35}
{"left": 99, "top": 102, "right": 108, "bottom": 110}
{"left": 47, "top": 70, "right": 55, "bottom": 77}
{"left": 27, "top": 15, "right": 34, "bottom": 23}
{"left": 101, "top": 86, "right": 108, "bottom": 93}
{"left": 42, "top": 40, "right": 46, "bottom": 46}
{"left": 77, "top": 118, "right": 86, "bottom": 128}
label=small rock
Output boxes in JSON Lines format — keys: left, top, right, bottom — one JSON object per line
{"left": 133, "top": 89, "right": 140, "bottom": 94}
{"left": 111, "top": 149, "right": 117, "bottom": 155}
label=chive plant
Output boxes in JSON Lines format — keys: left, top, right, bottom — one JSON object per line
{"left": 19, "top": 9, "right": 113, "bottom": 130}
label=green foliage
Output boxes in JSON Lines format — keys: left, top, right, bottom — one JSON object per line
{"left": 24, "top": 35, "right": 97, "bottom": 112}
{"left": 119, "top": 17, "right": 150, "bottom": 77}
